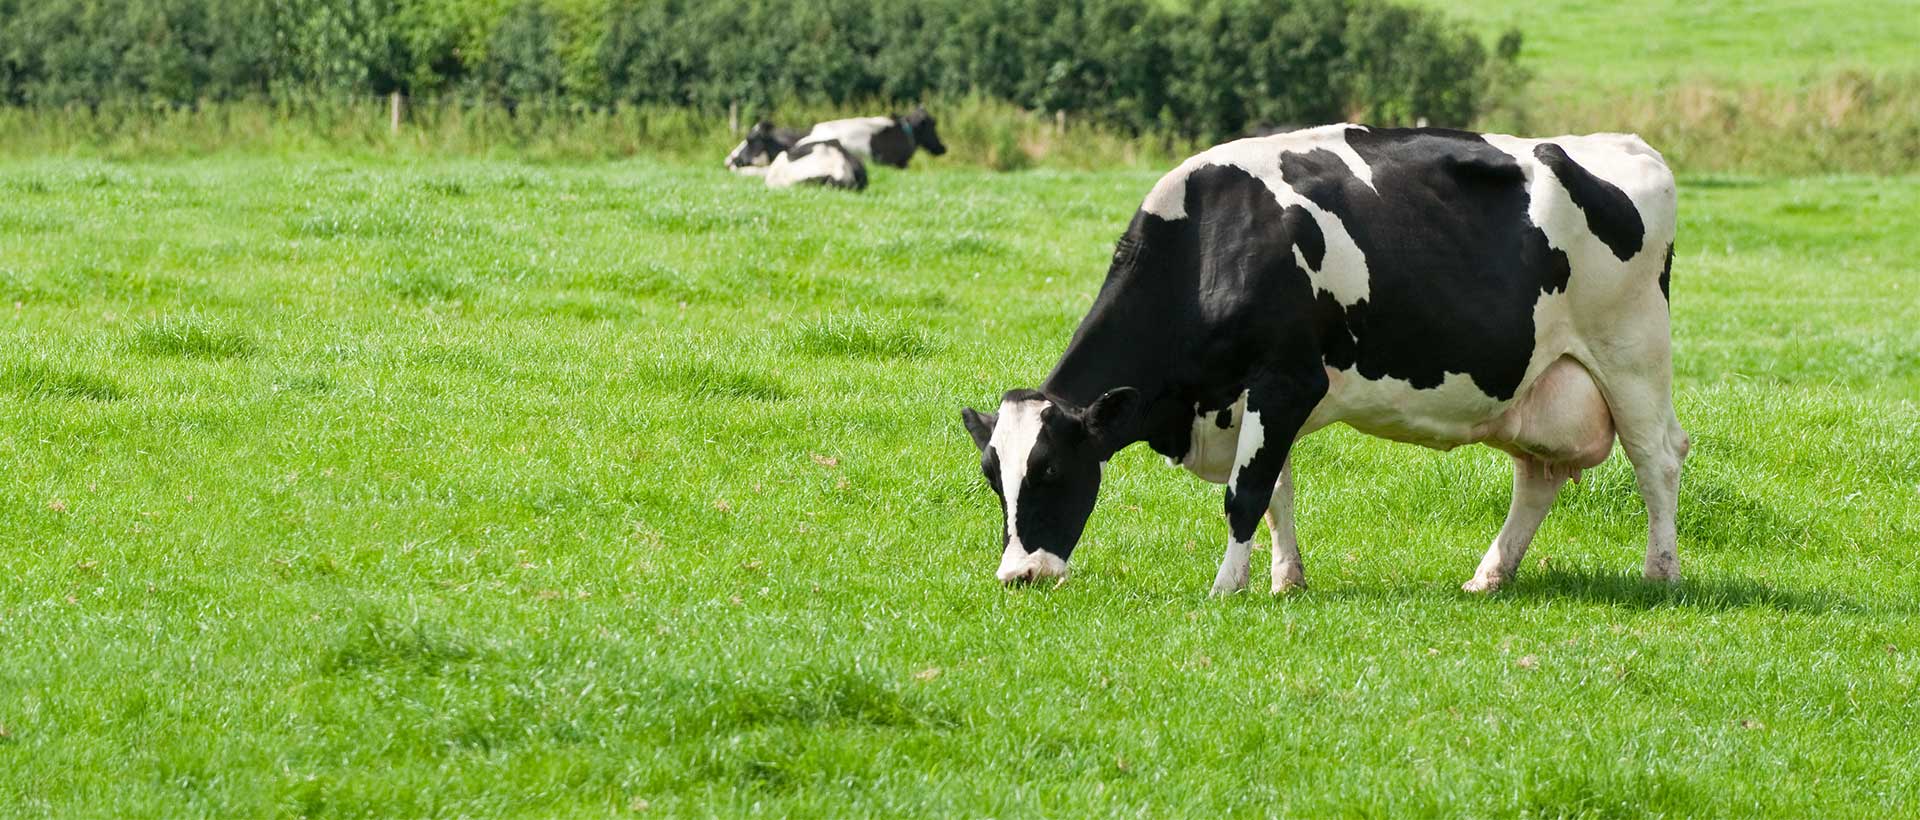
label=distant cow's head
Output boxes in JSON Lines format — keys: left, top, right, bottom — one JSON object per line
{"left": 726, "top": 121, "right": 791, "bottom": 169}
{"left": 904, "top": 107, "right": 947, "bottom": 156}
{"left": 960, "top": 387, "right": 1138, "bottom": 584}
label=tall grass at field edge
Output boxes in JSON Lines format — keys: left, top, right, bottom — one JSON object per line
{"left": 0, "top": 95, "right": 1208, "bottom": 171}
{"left": 3, "top": 71, "right": 1912, "bottom": 174}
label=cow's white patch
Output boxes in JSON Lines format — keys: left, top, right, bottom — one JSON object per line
{"left": 1139, "top": 156, "right": 1201, "bottom": 219}
{"left": 988, "top": 397, "right": 1050, "bottom": 565}
{"left": 1320, "top": 369, "right": 1510, "bottom": 450}
{"left": 1137, "top": 126, "right": 1372, "bottom": 306}
{"left": 764, "top": 144, "right": 858, "bottom": 190}
{"left": 796, "top": 116, "right": 895, "bottom": 160}
{"left": 1228, "top": 406, "right": 1265, "bottom": 480}
{"left": 1211, "top": 538, "right": 1252, "bottom": 595}
{"left": 996, "top": 539, "right": 1069, "bottom": 584}
{"left": 1180, "top": 402, "right": 1241, "bottom": 484}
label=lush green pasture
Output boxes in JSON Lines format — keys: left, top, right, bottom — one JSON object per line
{"left": 1, "top": 157, "right": 1916, "bottom": 816}
{"left": 1413, "top": 0, "right": 1920, "bottom": 91}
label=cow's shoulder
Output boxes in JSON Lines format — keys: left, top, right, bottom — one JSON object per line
{"left": 1140, "top": 124, "right": 1369, "bottom": 220}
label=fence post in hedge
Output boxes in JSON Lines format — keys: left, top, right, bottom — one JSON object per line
{"left": 1055, "top": 110, "right": 1066, "bottom": 135}
{"left": 390, "top": 92, "right": 404, "bottom": 135}
{"left": 729, "top": 101, "right": 739, "bottom": 136}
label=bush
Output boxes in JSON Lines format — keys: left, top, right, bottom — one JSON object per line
{"left": 0, "top": 0, "right": 1511, "bottom": 139}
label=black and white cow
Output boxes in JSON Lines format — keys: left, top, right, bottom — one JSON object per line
{"left": 759, "top": 138, "right": 868, "bottom": 191}
{"left": 727, "top": 121, "right": 868, "bottom": 191}
{"left": 725, "top": 120, "right": 806, "bottom": 171}
{"left": 797, "top": 106, "right": 947, "bottom": 169}
{"left": 961, "top": 125, "right": 1687, "bottom": 595}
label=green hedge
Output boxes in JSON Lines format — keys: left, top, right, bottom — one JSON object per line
{"left": 0, "top": 0, "right": 1516, "bottom": 139}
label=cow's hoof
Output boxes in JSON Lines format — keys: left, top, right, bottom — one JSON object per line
{"left": 1271, "top": 567, "right": 1308, "bottom": 594}
{"left": 1461, "top": 575, "right": 1505, "bottom": 594}
{"left": 1643, "top": 554, "right": 1681, "bottom": 583}
{"left": 1210, "top": 568, "right": 1249, "bottom": 597}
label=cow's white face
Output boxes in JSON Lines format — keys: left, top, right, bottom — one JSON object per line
{"left": 961, "top": 388, "right": 1140, "bottom": 586}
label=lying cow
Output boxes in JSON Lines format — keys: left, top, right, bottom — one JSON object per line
{"left": 961, "top": 124, "right": 1686, "bottom": 595}
{"left": 728, "top": 126, "right": 868, "bottom": 191}
{"left": 759, "top": 139, "right": 867, "bottom": 191}
{"left": 797, "top": 106, "right": 947, "bottom": 168}
{"left": 725, "top": 120, "right": 805, "bottom": 171}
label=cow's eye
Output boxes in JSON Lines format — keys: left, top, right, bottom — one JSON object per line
{"left": 1042, "top": 464, "right": 1061, "bottom": 482}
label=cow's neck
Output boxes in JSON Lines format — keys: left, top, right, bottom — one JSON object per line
{"left": 1040, "top": 254, "right": 1194, "bottom": 453}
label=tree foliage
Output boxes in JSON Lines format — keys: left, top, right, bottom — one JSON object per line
{"left": 0, "top": 0, "right": 1517, "bottom": 137}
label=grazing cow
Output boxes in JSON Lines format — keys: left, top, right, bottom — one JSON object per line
{"left": 960, "top": 125, "right": 1686, "bottom": 595}
{"left": 797, "top": 106, "right": 947, "bottom": 168}
{"left": 725, "top": 120, "right": 806, "bottom": 171}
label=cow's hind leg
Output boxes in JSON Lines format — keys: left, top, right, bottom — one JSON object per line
{"left": 1584, "top": 312, "right": 1690, "bottom": 582}
{"left": 1268, "top": 459, "right": 1307, "bottom": 593}
{"left": 1214, "top": 370, "right": 1327, "bottom": 596}
{"left": 1463, "top": 457, "right": 1569, "bottom": 592}
{"left": 1598, "top": 370, "right": 1690, "bottom": 581}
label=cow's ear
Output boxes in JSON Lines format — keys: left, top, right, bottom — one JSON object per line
{"left": 960, "top": 407, "right": 997, "bottom": 452}
{"left": 1085, "top": 387, "right": 1141, "bottom": 447}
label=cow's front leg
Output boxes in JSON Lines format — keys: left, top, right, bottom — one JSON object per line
{"left": 1213, "top": 372, "right": 1326, "bottom": 596}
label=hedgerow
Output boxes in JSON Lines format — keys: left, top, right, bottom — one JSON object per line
{"left": 0, "top": 0, "right": 1516, "bottom": 139}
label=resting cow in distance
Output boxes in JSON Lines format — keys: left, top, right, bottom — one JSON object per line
{"left": 961, "top": 124, "right": 1687, "bottom": 596}
{"left": 727, "top": 121, "right": 867, "bottom": 191}
{"left": 759, "top": 138, "right": 867, "bottom": 191}
{"left": 797, "top": 106, "right": 947, "bottom": 168}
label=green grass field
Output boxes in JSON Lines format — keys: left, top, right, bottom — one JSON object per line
{"left": 2, "top": 157, "right": 1916, "bottom": 815}
{"left": 1415, "top": 0, "right": 1920, "bottom": 90}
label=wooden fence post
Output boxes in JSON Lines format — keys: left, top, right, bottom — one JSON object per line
{"left": 389, "top": 91, "right": 403, "bottom": 135}
{"left": 729, "top": 101, "right": 740, "bottom": 136}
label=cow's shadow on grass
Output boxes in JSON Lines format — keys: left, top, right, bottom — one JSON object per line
{"left": 1497, "top": 566, "right": 1871, "bottom": 615}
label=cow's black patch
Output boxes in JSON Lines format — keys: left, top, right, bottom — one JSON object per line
{"left": 868, "top": 108, "right": 947, "bottom": 169}
{"left": 1534, "top": 142, "right": 1646, "bottom": 261}
{"left": 1543, "top": 247, "right": 1572, "bottom": 295}
{"left": 1283, "top": 205, "right": 1325, "bottom": 271}
{"left": 1263, "top": 129, "right": 1570, "bottom": 400}
{"left": 1215, "top": 408, "right": 1233, "bottom": 429}
{"left": 1010, "top": 402, "right": 1107, "bottom": 561}
{"left": 868, "top": 124, "right": 914, "bottom": 168}
{"left": 1659, "top": 242, "right": 1674, "bottom": 301}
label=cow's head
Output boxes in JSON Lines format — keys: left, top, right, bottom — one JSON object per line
{"left": 726, "top": 121, "right": 788, "bottom": 169}
{"left": 904, "top": 107, "right": 947, "bottom": 156}
{"left": 960, "top": 387, "right": 1139, "bottom": 584}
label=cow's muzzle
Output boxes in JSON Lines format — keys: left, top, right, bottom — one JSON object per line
{"left": 996, "top": 543, "right": 1068, "bottom": 585}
